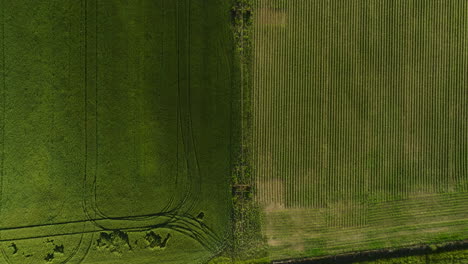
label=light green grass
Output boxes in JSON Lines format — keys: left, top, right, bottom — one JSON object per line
{"left": 252, "top": 0, "right": 468, "bottom": 260}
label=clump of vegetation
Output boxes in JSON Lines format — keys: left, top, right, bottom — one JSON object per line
{"left": 144, "top": 231, "right": 171, "bottom": 249}
{"left": 96, "top": 230, "right": 132, "bottom": 254}
{"left": 8, "top": 243, "right": 18, "bottom": 255}
{"left": 43, "top": 239, "right": 65, "bottom": 262}
{"left": 44, "top": 253, "right": 54, "bottom": 262}
{"left": 231, "top": 0, "right": 253, "bottom": 56}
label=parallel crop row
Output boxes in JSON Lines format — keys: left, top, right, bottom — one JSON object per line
{"left": 252, "top": 0, "right": 468, "bottom": 259}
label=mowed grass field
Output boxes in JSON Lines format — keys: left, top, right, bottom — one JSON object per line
{"left": 0, "top": 0, "right": 234, "bottom": 263}
{"left": 252, "top": 0, "right": 467, "bottom": 260}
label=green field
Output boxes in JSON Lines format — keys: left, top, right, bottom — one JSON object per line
{"left": 0, "top": 0, "right": 234, "bottom": 263}
{"left": 252, "top": 0, "right": 468, "bottom": 260}
{"left": 0, "top": 0, "right": 467, "bottom": 263}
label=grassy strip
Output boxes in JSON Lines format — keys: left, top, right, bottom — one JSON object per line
{"left": 228, "top": 0, "right": 267, "bottom": 261}
{"left": 275, "top": 240, "right": 468, "bottom": 264}
{"left": 357, "top": 248, "right": 468, "bottom": 264}
{"left": 210, "top": 248, "right": 468, "bottom": 264}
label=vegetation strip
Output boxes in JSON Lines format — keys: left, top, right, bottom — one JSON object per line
{"left": 274, "top": 240, "right": 468, "bottom": 264}
{"left": 230, "top": 0, "right": 267, "bottom": 260}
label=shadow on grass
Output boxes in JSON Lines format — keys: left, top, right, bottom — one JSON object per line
{"left": 274, "top": 240, "right": 468, "bottom": 264}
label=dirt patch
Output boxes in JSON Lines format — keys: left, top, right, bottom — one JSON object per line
{"left": 257, "top": 179, "right": 285, "bottom": 210}
{"left": 263, "top": 209, "right": 321, "bottom": 253}
{"left": 256, "top": 8, "right": 287, "bottom": 26}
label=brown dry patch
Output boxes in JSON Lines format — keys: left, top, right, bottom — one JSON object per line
{"left": 268, "top": 237, "right": 283, "bottom": 247}
{"left": 291, "top": 240, "right": 305, "bottom": 253}
{"left": 325, "top": 200, "right": 368, "bottom": 228}
{"left": 262, "top": 208, "right": 328, "bottom": 253}
{"left": 404, "top": 193, "right": 438, "bottom": 224}
{"left": 373, "top": 223, "right": 459, "bottom": 245}
{"left": 262, "top": 209, "right": 312, "bottom": 252}
{"left": 328, "top": 231, "right": 367, "bottom": 248}
{"left": 404, "top": 192, "right": 468, "bottom": 225}
{"left": 256, "top": 178, "right": 285, "bottom": 210}
{"left": 262, "top": 192, "right": 468, "bottom": 256}
{"left": 256, "top": 8, "right": 287, "bottom": 26}
{"left": 421, "top": 226, "right": 452, "bottom": 234}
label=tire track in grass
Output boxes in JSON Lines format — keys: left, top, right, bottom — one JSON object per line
{"left": 79, "top": 0, "right": 222, "bottom": 254}
{"left": 86, "top": 0, "right": 187, "bottom": 223}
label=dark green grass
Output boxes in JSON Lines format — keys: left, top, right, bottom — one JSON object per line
{"left": 357, "top": 248, "right": 468, "bottom": 264}
{"left": 0, "top": 0, "right": 235, "bottom": 263}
